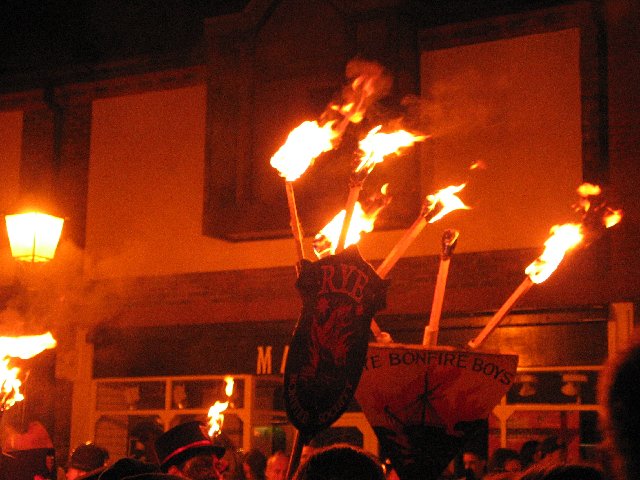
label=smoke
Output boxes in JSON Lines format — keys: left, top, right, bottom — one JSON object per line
{"left": 0, "top": 237, "right": 133, "bottom": 338}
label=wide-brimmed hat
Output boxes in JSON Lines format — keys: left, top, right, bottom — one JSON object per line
{"left": 154, "top": 421, "right": 225, "bottom": 471}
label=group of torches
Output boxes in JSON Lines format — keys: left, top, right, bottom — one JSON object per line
{"left": 0, "top": 65, "right": 624, "bottom": 453}
{"left": 269, "top": 64, "right": 623, "bottom": 351}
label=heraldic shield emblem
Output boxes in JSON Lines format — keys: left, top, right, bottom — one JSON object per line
{"left": 284, "top": 246, "right": 388, "bottom": 438}
{"left": 356, "top": 344, "right": 518, "bottom": 480}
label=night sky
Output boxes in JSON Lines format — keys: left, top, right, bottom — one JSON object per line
{"left": 0, "top": 0, "right": 248, "bottom": 75}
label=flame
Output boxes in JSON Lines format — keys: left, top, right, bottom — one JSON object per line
{"left": 525, "top": 223, "right": 583, "bottom": 284}
{"left": 356, "top": 126, "right": 427, "bottom": 175}
{"left": 470, "top": 160, "right": 486, "bottom": 170}
{"left": 1, "top": 359, "right": 24, "bottom": 411}
{"left": 224, "top": 376, "right": 234, "bottom": 397}
{"left": 577, "top": 183, "right": 602, "bottom": 197}
{"left": 314, "top": 202, "right": 378, "bottom": 257}
{"left": 0, "top": 332, "right": 57, "bottom": 411}
{"left": 330, "top": 61, "right": 391, "bottom": 133}
{"left": 424, "top": 184, "right": 470, "bottom": 223}
{"left": 574, "top": 182, "right": 623, "bottom": 230}
{"left": 0, "top": 332, "right": 57, "bottom": 359}
{"left": 207, "top": 376, "right": 235, "bottom": 437}
{"left": 335, "top": 75, "right": 377, "bottom": 125}
{"left": 207, "top": 400, "right": 229, "bottom": 437}
{"left": 270, "top": 120, "right": 338, "bottom": 181}
{"left": 604, "top": 209, "right": 623, "bottom": 228}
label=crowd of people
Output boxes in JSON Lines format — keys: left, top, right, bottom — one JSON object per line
{"left": 4, "top": 331, "right": 640, "bottom": 480}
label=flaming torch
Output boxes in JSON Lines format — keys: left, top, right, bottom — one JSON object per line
{"left": 207, "top": 376, "right": 234, "bottom": 438}
{"left": 376, "top": 184, "right": 469, "bottom": 279}
{"left": 467, "top": 224, "right": 583, "bottom": 350}
{"left": 313, "top": 184, "right": 390, "bottom": 259}
{"left": 329, "top": 60, "right": 392, "bottom": 136}
{"left": 271, "top": 121, "right": 340, "bottom": 263}
{"left": 335, "top": 126, "right": 427, "bottom": 253}
{"left": 468, "top": 183, "right": 623, "bottom": 350}
{"left": 0, "top": 332, "right": 56, "bottom": 413}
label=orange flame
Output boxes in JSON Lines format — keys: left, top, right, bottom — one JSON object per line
{"left": 270, "top": 120, "right": 338, "bottom": 181}
{"left": 314, "top": 202, "right": 379, "bottom": 257}
{"left": 207, "top": 401, "right": 229, "bottom": 437}
{"left": 577, "top": 182, "right": 602, "bottom": 197}
{"left": 604, "top": 209, "right": 623, "bottom": 228}
{"left": 424, "top": 184, "right": 470, "bottom": 223}
{"left": 207, "top": 376, "right": 235, "bottom": 437}
{"left": 224, "top": 376, "right": 234, "bottom": 397}
{"left": 335, "top": 75, "right": 378, "bottom": 125}
{"left": 525, "top": 223, "right": 583, "bottom": 284}
{"left": 329, "top": 61, "right": 391, "bottom": 134}
{"left": 575, "top": 182, "right": 623, "bottom": 230}
{"left": 1, "top": 359, "right": 24, "bottom": 411}
{"left": 356, "top": 126, "right": 427, "bottom": 175}
{"left": 0, "top": 332, "right": 57, "bottom": 411}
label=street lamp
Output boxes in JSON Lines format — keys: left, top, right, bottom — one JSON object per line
{"left": 4, "top": 212, "right": 64, "bottom": 263}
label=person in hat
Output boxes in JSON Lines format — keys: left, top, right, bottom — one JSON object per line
{"left": 154, "top": 421, "right": 227, "bottom": 480}
{"left": 66, "top": 443, "right": 110, "bottom": 480}
{"left": 98, "top": 457, "right": 160, "bottom": 480}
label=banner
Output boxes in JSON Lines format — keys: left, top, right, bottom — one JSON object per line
{"left": 284, "top": 246, "right": 388, "bottom": 438}
{"left": 356, "top": 344, "right": 518, "bottom": 479}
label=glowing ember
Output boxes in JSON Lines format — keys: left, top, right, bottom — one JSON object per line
{"left": 525, "top": 223, "right": 583, "bottom": 284}
{"left": 0, "top": 332, "right": 57, "bottom": 412}
{"left": 207, "top": 376, "right": 235, "bottom": 437}
{"left": 356, "top": 126, "right": 427, "bottom": 175}
{"left": 270, "top": 120, "right": 338, "bottom": 181}
{"left": 424, "top": 184, "right": 470, "bottom": 224}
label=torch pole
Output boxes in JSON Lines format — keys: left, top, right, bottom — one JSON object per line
{"left": 423, "top": 229, "right": 459, "bottom": 346}
{"left": 467, "top": 277, "right": 534, "bottom": 350}
{"left": 285, "top": 181, "right": 305, "bottom": 264}
{"left": 286, "top": 430, "right": 309, "bottom": 480}
{"left": 335, "top": 182, "right": 362, "bottom": 254}
{"left": 376, "top": 215, "right": 427, "bottom": 278}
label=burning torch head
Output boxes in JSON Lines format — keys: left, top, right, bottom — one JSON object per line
{"left": 154, "top": 421, "right": 226, "bottom": 472}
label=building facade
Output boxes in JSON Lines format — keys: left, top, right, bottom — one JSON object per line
{"left": 0, "top": 0, "right": 638, "bottom": 470}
